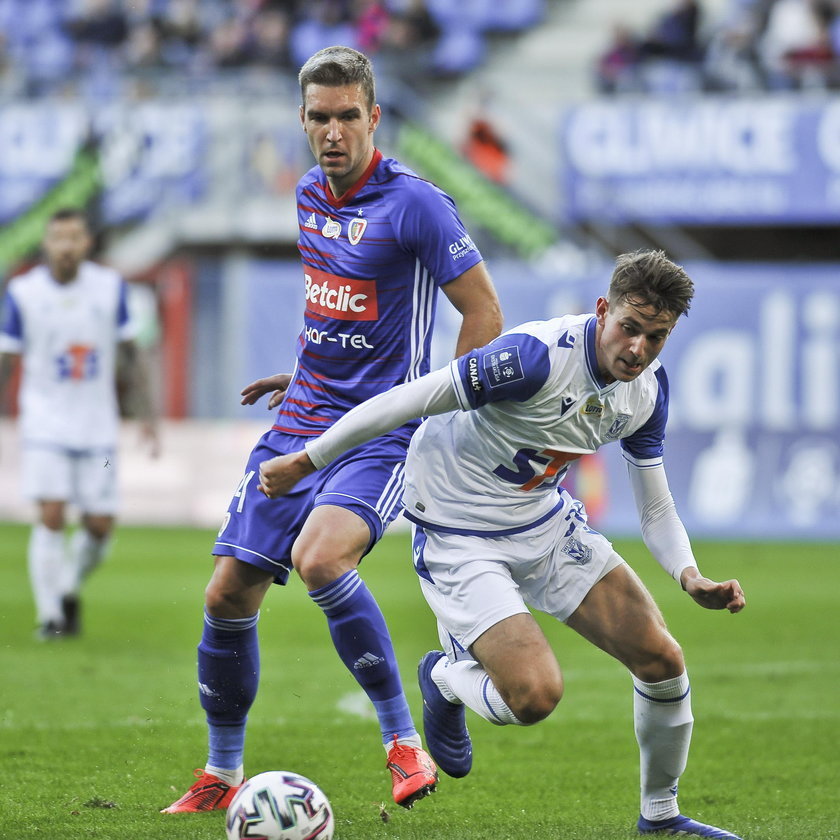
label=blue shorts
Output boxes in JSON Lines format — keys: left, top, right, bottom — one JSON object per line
{"left": 212, "top": 428, "right": 410, "bottom": 584}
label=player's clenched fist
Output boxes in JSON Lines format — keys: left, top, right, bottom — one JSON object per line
{"left": 258, "top": 450, "right": 316, "bottom": 498}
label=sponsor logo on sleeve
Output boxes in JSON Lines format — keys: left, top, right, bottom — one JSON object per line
{"left": 448, "top": 234, "right": 476, "bottom": 260}
{"left": 467, "top": 356, "right": 483, "bottom": 392}
{"left": 483, "top": 346, "right": 524, "bottom": 388}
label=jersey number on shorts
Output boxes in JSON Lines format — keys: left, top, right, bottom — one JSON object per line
{"left": 493, "top": 447, "right": 583, "bottom": 491}
{"left": 233, "top": 470, "right": 256, "bottom": 513}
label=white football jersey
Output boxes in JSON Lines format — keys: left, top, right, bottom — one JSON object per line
{"left": 0, "top": 262, "right": 135, "bottom": 449}
{"left": 402, "top": 314, "right": 669, "bottom": 534}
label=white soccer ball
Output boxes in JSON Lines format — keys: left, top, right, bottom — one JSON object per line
{"left": 224, "top": 771, "right": 334, "bottom": 840}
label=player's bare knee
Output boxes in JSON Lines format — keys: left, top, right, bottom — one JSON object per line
{"left": 507, "top": 676, "right": 563, "bottom": 724}
{"left": 293, "top": 549, "right": 357, "bottom": 591}
{"left": 39, "top": 507, "right": 65, "bottom": 531}
{"left": 204, "top": 575, "right": 252, "bottom": 617}
{"left": 634, "top": 637, "right": 685, "bottom": 683}
{"left": 82, "top": 517, "right": 112, "bottom": 541}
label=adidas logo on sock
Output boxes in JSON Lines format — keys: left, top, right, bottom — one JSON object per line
{"left": 353, "top": 652, "right": 384, "bottom": 669}
{"left": 198, "top": 682, "right": 220, "bottom": 698}
{"left": 304, "top": 213, "right": 318, "bottom": 230}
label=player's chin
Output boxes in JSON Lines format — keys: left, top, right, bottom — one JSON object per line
{"left": 614, "top": 363, "right": 645, "bottom": 381}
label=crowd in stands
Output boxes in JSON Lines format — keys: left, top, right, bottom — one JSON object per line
{"left": 597, "top": 0, "right": 840, "bottom": 93}
{"left": 0, "top": 0, "right": 544, "bottom": 100}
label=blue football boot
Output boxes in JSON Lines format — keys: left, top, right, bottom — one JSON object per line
{"left": 417, "top": 651, "right": 472, "bottom": 778}
{"left": 638, "top": 813, "right": 742, "bottom": 838}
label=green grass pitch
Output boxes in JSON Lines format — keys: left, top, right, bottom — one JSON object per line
{"left": 0, "top": 521, "right": 837, "bottom": 839}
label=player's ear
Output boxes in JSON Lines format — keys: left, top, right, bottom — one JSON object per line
{"left": 595, "top": 296, "right": 609, "bottom": 324}
{"left": 299, "top": 104, "right": 306, "bottom": 129}
{"left": 369, "top": 104, "right": 381, "bottom": 133}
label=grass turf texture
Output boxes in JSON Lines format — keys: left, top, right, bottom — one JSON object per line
{"left": 0, "top": 521, "right": 837, "bottom": 840}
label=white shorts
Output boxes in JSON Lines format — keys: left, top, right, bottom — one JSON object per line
{"left": 22, "top": 444, "right": 119, "bottom": 514}
{"left": 412, "top": 493, "right": 624, "bottom": 662}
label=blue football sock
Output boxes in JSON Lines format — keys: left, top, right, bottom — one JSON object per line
{"left": 198, "top": 610, "right": 260, "bottom": 771}
{"left": 310, "top": 570, "right": 416, "bottom": 744}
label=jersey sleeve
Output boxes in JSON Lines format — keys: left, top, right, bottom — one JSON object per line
{"left": 620, "top": 365, "right": 669, "bottom": 462}
{"left": 389, "top": 181, "right": 482, "bottom": 285}
{"left": 305, "top": 367, "right": 458, "bottom": 469}
{"left": 0, "top": 289, "right": 23, "bottom": 353}
{"left": 450, "top": 332, "right": 551, "bottom": 410}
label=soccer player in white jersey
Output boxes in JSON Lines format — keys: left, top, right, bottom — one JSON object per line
{"left": 0, "top": 208, "right": 158, "bottom": 639}
{"left": 162, "top": 46, "right": 502, "bottom": 814}
{"left": 257, "top": 250, "right": 746, "bottom": 839}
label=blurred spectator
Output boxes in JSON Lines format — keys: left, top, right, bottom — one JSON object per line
{"left": 638, "top": 0, "right": 704, "bottom": 63}
{"left": 596, "top": 22, "right": 642, "bottom": 93}
{"left": 65, "top": 0, "right": 129, "bottom": 50}
{"left": 702, "top": 12, "right": 765, "bottom": 90}
{"left": 462, "top": 113, "right": 510, "bottom": 184}
{"left": 355, "top": 0, "right": 390, "bottom": 53}
{"left": 207, "top": 16, "right": 250, "bottom": 68}
{"left": 0, "top": 0, "right": 533, "bottom": 100}
{"left": 759, "top": 0, "right": 835, "bottom": 87}
{"left": 289, "top": 0, "right": 359, "bottom": 68}
{"left": 124, "top": 18, "right": 167, "bottom": 71}
{"left": 248, "top": 7, "right": 292, "bottom": 68}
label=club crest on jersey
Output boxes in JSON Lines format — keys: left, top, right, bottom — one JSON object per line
{"left": 580, "top": 396, "right": 604, "bottom": 417}
{"left": 606, "top": 413, "right": 632, "bottom": 439}
{"left": 348, "top": 217, "right": 367, "bottom": 245}
{"left": 322, "top": 217, "right": 341, "bottom": 239}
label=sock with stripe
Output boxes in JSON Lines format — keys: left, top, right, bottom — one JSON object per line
{"left": 633, "top": 670, "right": 693, "bottom": 821}
{"left": 197, "top": 610, "right": 260, "bottom": 782}
{"left": 310, "top": 570, "right": 417, "bottom": 745}
{"left": 432, "top": 657, "right": 523, "bottom": 725}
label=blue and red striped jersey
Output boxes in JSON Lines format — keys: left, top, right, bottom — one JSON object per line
{"left": 274, "top": 149, "right": 483, "bottom": 436}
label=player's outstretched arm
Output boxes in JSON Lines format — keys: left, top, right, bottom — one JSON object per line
{"left": 680, "top": 567, "right": 746, "bottom": 613}
{"left": 240, "top": 373, "right": 292, "bottom": 409}
{"left": 257, "top": 367, "right": 459, "bottom": 500}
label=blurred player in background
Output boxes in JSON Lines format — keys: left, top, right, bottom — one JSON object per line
{"left": 258, "top": 250, "right": 746, "bottom": 839}
{"left": 162, "top": 45, "right": 502, "bottom": 814}
{"left": 0, "top": 207, "right": 159, "bottom": 639}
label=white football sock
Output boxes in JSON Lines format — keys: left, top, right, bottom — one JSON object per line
{"left": 205, "top": 764, "right": 244, "bottom": 786}
{"left": 432, "top": 657, "right": 523, "bottom": 725}
{"left": 633, "top": 671, "right": 693, "bottom": 821}
{"left": 65, "top": 528, "right": 110, "bottom": 593}
{"left": 28, "top": 524, "right": 66, "bottom": 625}
{"left": 383, "top": 733, "right": 422, "bottom": 754}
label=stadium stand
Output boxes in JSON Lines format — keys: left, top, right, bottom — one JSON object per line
{"left": 0, "top": 0, "right": 547, "bottom": 100}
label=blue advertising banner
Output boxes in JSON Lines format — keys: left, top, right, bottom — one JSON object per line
{"left": 228, "top": 258, "right": 840, "bottom": 539}
{"left": 562, "top": 97, "right": 840, "bottom": 224}
{"left": 601, "top": 263, "right": 840, "bottom": 540}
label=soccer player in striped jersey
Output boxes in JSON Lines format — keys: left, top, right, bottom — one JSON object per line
{"left": 0, "top": 208, "right": 158, "bottom": 640}
{"left": 257, "top": 251, "right": 746, "bottom": 839}
{"left": 162, "top": 46, "right": 502, "bottom": 813}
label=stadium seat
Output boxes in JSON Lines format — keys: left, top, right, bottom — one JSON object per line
{"left": 483, "top": 0, "right": 546, "bottom": 32}
{"left": 431, "top": 28, "right": 486, "bottom": 75}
